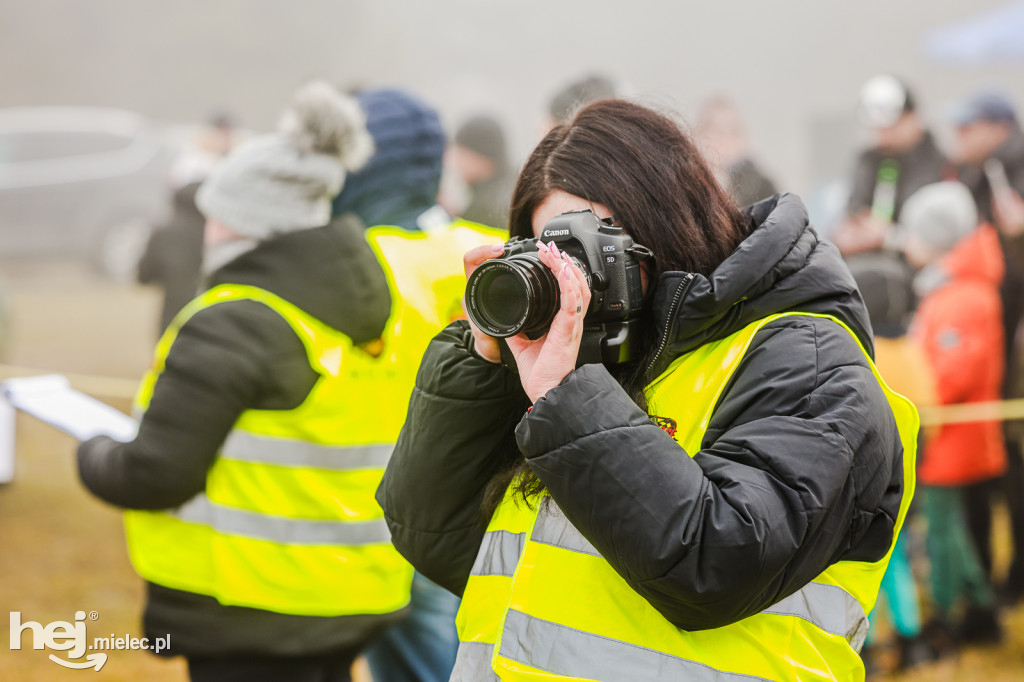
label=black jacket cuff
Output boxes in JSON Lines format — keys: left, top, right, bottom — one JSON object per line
{"left": 515, "top": 364, "right": 653, "bottom": 459}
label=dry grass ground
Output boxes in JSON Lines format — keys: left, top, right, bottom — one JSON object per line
{"left": 0, "top": 260, "right": 1021, "bottom": 681}
{"left": 868, "top": 591, "right": 1024, "bottom": 681}
{"left": 0, "top": 261, "right": 185, "bottom": 680}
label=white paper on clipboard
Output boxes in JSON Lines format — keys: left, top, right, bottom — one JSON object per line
{"left": 1, "top": 374, "right": 138, "bottom": 442}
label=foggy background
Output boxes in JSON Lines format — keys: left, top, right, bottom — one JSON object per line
{"left": 4, "top": 3, "right": 1024, "bottom": 681}
{"left": 2, "top": 0, "right": 1020, "bottom": 196}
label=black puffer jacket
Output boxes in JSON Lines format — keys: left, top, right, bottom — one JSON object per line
{"left": 77, "top": 215, "right": 402, "bottom": 657}
{"left": 377, "top": 194, "right": 905, "bottom": 630}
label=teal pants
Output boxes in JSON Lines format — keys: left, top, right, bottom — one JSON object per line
{"left": 920, "top": 485, "right": 995, "bottom": 617}
{"left": 866, "top": 533, "right": 921, "bottom": 641}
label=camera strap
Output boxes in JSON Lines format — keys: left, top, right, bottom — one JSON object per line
{"left": 625, "top": 244, "right": 655, "bottom": 262}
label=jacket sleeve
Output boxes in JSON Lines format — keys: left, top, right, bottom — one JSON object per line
{"left": 516, "top": 317, "right": 903, "bottom": 630}
{"left": 76, "top": 301, "right": 316, "bottom": 510}
{"left": 377, "top": 321, "right": 531, "bottom": 596}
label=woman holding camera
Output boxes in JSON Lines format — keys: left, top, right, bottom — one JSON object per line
{"left": 377, "top": 100, "right": 917, "bottom": 681}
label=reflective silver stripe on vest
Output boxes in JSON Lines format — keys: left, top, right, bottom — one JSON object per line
{"left": 450, "top": 641, "right": 501, "bottom": 682}
{"left": 172, "top": 494, "right": 392, "bottom": 546}
{"left": 470, "top": 531, "right": 526, "bottom": 577}
{"left": 220, "top": 430, "right": 393, "bottom": 470}
{"left": 499, "top": 610, "right": 771, "bottom": 682}
{"left": 762, "top": 582, "right": 869, "bottom": 650}
{"left": 529, "top": 497, "right": 601, "bottom": 556}
{"left": 529, "top": 496, "right": 869, "bottom": 649}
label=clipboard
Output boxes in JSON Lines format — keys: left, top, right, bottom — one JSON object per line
{"left": 1, "top": 374, "right": 138, "bottom": 442}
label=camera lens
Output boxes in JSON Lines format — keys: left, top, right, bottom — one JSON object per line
{"left": 466, "top": 253, "right": 559, "bottom": 337}
{"left": 477, "top": 270, "right": 528, "bottom": 327}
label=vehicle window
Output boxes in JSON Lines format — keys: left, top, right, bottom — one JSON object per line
{"left": 0, "top": 131, "right": 133, "bottom": 163}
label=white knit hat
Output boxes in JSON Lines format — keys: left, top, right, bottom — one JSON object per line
{"left": 900, "top": 181, "right": 979, "bottom": 256}
{"left": 196, "top": 81, "right": 374, "bottom": 240}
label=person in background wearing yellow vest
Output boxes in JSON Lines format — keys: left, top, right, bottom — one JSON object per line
{"left": 378, "top": 99, "right": 917, "bottom": 681}
{"left": 331, "top": 88, "right": 505, "bottom": 682}
{"left": 75, "top": 82, "right": 412, "bottom": 682}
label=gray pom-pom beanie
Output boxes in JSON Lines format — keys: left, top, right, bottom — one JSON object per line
{"left": 197, "top": 81, "right": 374, "bottom": 240}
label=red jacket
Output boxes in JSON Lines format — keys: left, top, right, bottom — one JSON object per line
{"left": 913, "top": 224, "right": 1006, "bottom": 486}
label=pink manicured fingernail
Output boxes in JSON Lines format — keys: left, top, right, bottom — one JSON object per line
{"left": 561, "top": 262, "right": 568, "bottom": 275}
{"left": 492, "top": 243, "right": 505, "bottom": 253}
{"left": 561, "top": 251, "right": 569, "bottom": 260}
{"left": 538, "top": 241, "right": 550, "bottom": 252}
{"left": 550, "top": 243, "right": 560, "bottom": 257}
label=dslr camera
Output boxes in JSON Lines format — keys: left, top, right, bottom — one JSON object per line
{"left": 465, "top": 209, "right": 648, "bottom": 367}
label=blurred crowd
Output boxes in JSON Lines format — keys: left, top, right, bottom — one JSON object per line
{"left": 708, "top": 74, "right": 1024, "bottom": 676}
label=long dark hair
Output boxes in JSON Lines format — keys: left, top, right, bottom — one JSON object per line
{"left": 510, "top": 99, "right": 746, "bottom": 275}
{"left": 482, "top": 99, "right": 748, "bottom": 516}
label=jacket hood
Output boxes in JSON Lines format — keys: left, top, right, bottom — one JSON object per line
{"left": 207, "top": 215, "right": 392, "bottom": 344}
{"left": 940, "top": 223, "right": 1005, "bottom": 287}
{"left": 647, "top": 193, "right": 873, "bottom": 378}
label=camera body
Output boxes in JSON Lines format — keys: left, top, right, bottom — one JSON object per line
{"left": 465, "top": 209, "right": 646, "bottom": 367}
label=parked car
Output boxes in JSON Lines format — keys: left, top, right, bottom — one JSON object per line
{"left": 0, "top": 107, "right": 174, "bottom": 280}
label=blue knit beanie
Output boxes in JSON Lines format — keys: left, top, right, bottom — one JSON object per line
{"left": 332, "top": 89, "right": 446, "bottom": 230}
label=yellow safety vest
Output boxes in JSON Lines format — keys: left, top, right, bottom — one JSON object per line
{"left": 364, "top": 220, "right": 508, "bottom": 332}
{"left": 454, "top": 313, "right": 918, "bottom": 681}
{"left": 125, "top": 219, "right": 505, "bottom": 617}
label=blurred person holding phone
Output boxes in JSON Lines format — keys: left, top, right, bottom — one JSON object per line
{"left": 378, "top": 99, "right": 917, "bottom": 681}
{"left": 833, "top": 75, "right": 948, "bottom": 257}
